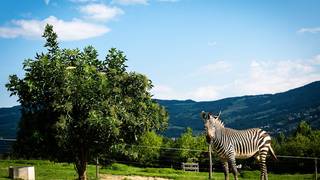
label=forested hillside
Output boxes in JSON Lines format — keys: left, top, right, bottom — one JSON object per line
{"left": 0, "top": 105, "right": 20, "bottom": 138}
{"left": 157, "top": 81, "right": 320, "bottom": 137}
{"left": 1, "top": 81, "right": 320, "bottom": 138}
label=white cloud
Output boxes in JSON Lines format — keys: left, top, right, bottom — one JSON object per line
{"left": 112, "top": 0, "right": 148, "bottom": 5}
{"left": 0, "top": 16, "right": 109, "bottom": 41}
{"left": 298, "top": 27, "right": 320, "bottom": 34}
{"left": 151, "top": 84, "right": 224, "bottom": 101}
{"left": 311, "top": 54, "right": 320, "bottom": 65}
{"left": 192, "top": 61, "right": 232, "bottom": 77}
{"left": 189, "top": 86, "right": 221, "bottom": 100}
{"left": 151, "top": 85, "right": 177, "bottom": 99}
{"left": 153, "top": 55, "right": 320, "bottom": 101}
{"left": 0, "top": 28, "right": 22, "bottom": 38}
{"left": 44, "top": 0, "right": 50, "bottom": 5}
{"left": 79, "top": 3, "right": 124, "bottom": 22}
{"left": 234, "top": 58, "right": 320, "bottom": 95}
{"left": 203, "top": 61, "right": 232, "bottom": 73}
{"left": 196, "top": 57, "right": 320, "bottom": 99}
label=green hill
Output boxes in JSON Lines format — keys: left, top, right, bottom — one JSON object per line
{"left": 1, "top": 81, "right": 320, "bottom": 138}
{"left": 0, "top": 105, "right": 20, "bottom": 138}
{"left": 157, "top": 81, "right": 320, "bottom": 137}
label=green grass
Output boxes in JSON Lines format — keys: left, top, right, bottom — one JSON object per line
{"left": 239, "top": 170, "right": 314, "bottom": 180}
{"left": 0, "top": 160, "right": 98, "bottom": 180}
{"left": 0, "top": 160, "right": 315, "bottom": 180}
{"left": 102, "top": 163, "right": 212, "bottom": 180}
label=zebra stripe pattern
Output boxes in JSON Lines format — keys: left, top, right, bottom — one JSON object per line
{"left": 202, "top": 111, "right": 277, "bottom": 180}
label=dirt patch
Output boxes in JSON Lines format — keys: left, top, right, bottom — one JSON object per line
{"left": 100, "top": 174, "right": 171, "bottom": 180}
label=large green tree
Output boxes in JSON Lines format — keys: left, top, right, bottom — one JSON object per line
{"left": 6, "top": 24, "right": 168, "bottom": 180}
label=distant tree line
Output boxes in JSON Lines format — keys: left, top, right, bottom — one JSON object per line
{"left": 270, "top": 121, "right": 320, "bottom": 173}
{"left": 273, "top": 121, "right": 320, "bottom": 157}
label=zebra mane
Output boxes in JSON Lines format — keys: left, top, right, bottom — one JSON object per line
{"left": 208, "top": 112, "right": 225, "bottom": 127}
{"left": 213, "top": 117, "right": 225, "bottom": 127}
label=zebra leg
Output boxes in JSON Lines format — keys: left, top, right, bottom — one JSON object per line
{"left": 228, "top": 157, "right": 238, "bottom": 180}
{"left": 258, "top": 131, "right": 272, "bottom": 180}
{"left": 258, "top": 153, "right": 268, "bottom": 180}
{"left": 222, "top": 160, "right": 229, "bottom": 180}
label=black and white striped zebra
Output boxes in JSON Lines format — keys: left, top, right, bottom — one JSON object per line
{"left": 201, "top": 111, "right": 277, "bottom": 180}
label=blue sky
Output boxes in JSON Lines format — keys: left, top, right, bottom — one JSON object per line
{"left": 1, "top": 0, "right": 320, "bottom": 107}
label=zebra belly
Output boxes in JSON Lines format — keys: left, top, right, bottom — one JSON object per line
{"left": 235, "top": 150, "right": 258, "bottom": 159}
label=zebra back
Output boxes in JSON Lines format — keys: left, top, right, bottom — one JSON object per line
{"left": 220, "top": 127, "right": 271, "bottom": 158}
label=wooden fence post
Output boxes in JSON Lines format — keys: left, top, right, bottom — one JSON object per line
{"left": 209, "top": 144, "right": 212, "bottom": 180}
{"left": 315, "top": 158, "right": 318, "bottom": 180}
{"left": 96, "top": 157, "right": 99, "bottom": 180}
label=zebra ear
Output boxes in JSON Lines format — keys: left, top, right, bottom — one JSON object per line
{"left": 201, "top": 111, "right": 207, "bottom": 121}
{"left": 217, "top": 111, "right": 221, "bottom": 118}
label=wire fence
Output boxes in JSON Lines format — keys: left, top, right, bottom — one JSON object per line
{"left": 0, "top": 139, "right": 319, "bottom": 178}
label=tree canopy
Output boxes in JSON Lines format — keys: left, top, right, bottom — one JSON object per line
{"left": 274, "top": 121, "right": 320, "bottom": 157}
{"left": 6, "top": 24, "right": 168, "bottom": 180}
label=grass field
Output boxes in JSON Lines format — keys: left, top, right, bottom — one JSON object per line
{"left": 0, "top": 160, "right": 315, "bottom": 180}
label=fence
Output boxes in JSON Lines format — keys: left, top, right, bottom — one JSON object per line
{"left": 275, "top": 155, "right": 318, "bottom": 179}
{"left": 0, "top": 139, "right": 319, "bottom": 179}
{"left": 98, "top": 144, "right": 320, "bottom": 179}
{"left": 182, "top": 162, "right": 199, "bottom": 172}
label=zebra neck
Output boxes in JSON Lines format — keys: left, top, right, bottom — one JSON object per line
{"left": 213, "top": 119, "right": 224, "bottom": 128}
{"left": 212, "top": 128, "right": 224, "bottom": 148}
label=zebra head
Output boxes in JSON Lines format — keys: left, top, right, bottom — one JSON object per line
{"left": 201, "top": 111, "right": 223, "bottom": 143}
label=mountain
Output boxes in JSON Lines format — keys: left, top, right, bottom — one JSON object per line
{"left": 0, "top": 105, "right": 20, "bottom": 138}
{"left": 1, "top": 81, "right": 320, "bottom": 138}
{"left": 157, "top": 81, "right": 320, "bottom": 137}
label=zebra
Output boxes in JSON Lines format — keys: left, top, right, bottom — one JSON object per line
{"left": 201, "top": 111, "right": 277, "bottom": 180}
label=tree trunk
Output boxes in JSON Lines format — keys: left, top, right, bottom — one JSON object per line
{"left": 76, "top": 159, "right": 87, "bottom": 180}
{"left": 75, "top": 146, "right": 88, "bottom": 180}
{"left": 79, "top": 169, "right": 87, "bottom": 180}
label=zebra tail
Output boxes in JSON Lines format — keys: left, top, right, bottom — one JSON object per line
{"left": 269, "top": 146, "right": 278, "bottom": 161}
